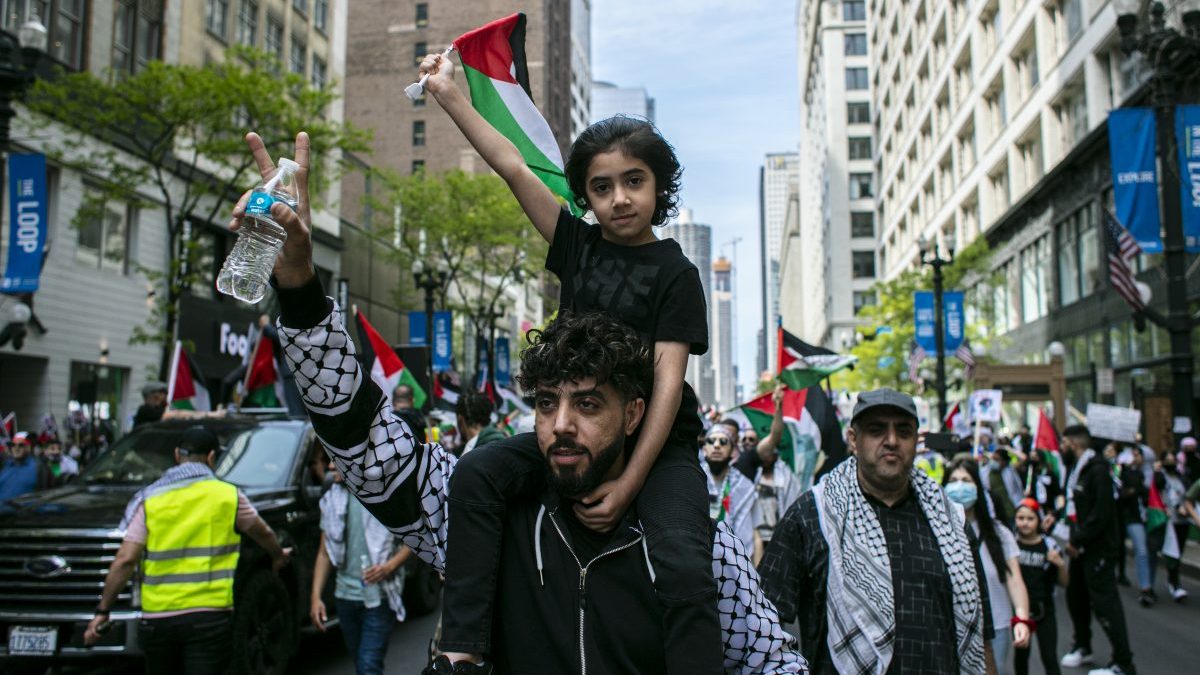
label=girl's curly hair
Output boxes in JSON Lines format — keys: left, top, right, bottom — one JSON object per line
{"left": 565, "top": 115, "right": 683, "bottom": 226}
{"left": 517, "top": 312, "right": 652, "bottom": 402}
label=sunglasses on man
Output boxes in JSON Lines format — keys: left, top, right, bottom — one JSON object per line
{"left": 705, "top": 436, "right": 731, "bottom": 447}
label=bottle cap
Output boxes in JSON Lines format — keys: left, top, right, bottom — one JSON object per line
{"left": 277, "top": 158, "right": 300, "bottom": 174}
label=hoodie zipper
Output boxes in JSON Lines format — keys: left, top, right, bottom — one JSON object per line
{"left": 546, "top": 510, "right": 645, "bottom": 675}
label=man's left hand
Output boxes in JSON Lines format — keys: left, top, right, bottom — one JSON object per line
{"left": 363, "top": 560, "right": 400, "bottom": 585}
{"left": 574, "top": 478, "right": 636, "bottom": 532}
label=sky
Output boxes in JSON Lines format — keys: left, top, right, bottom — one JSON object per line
{"left": 590, "top": 0, "right": 800, "bottom": 397}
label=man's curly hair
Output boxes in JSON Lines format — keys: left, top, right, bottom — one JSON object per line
{"left": 517, "top": 312, "right": 652, "bottom": 402}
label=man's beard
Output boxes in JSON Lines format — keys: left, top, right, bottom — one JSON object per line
{"left": 544, "top": 435, "right": 625, "bottom": 498}
{"left": 706, "top": 456, "right": 732, "bottom": 476}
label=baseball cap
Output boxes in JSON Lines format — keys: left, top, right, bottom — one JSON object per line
{"left": 177, "top": 427, "right": 219, "bottom": 456}
{"left": 851, "top": 389, "right": 919, "bottom": 424}
{"left": 11, "top": 431, "right": 30, "bottom": 445}
{"left": 142, "top": 381, "right": 168, "bottom": 397}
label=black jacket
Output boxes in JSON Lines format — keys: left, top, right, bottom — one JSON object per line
{"left": 1068, "top": 455, "right": 1120, "bottom": 557}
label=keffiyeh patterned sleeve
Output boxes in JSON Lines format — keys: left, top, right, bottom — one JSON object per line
{"left": 712, "top": 522, "right": 809, "bottom": 674}
{"left": 276, "top": 300, "right": 454, "bottom": 574}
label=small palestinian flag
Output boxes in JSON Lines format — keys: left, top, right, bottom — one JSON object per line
{"left": 242, "top": 333, "right": 287, "bottom": 408}
{"left": 453, "top": 13, "right": 578, "bottom": 213}
{"left": 167, "top": 341, "right": 211, "bottom": 411}
{"left": 776, "top": 327, "right": 856, "bottom": 391}
{"left": 354, "top": 308, "right": 426, "bottom": 409}
{"left": 723, "top": 387, "right": 842, "bottom": 489}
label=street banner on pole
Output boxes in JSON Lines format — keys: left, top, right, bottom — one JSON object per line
{"left": 408, "top": 310, "right": 428, "bottom": 345}
{"left": 495, "top": 336, "right": 511, "bottom": 386}
{"left": 943, "top": 291, "right": 965, "bottom": 353}
{"left": 1086, "top": 402, "right": 1141, "bottom": 443}
{"left": 914, "top": 291, "right": 937, "bottom": 353}
{"left": 1175, "top": 104, "right": 1200, "bottom": 252}
{"left": 2, "top": 154, "right": 47, "bottom": 294}
{"left": 1108, "top": 108, "right": 1162, "bottom": 252}
{"left": 433, "top": 311, "right": 452, "bottom": 372}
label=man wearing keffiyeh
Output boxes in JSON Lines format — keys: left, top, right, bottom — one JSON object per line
{"left": 760, "top": 388, "right": 994, "bottom": 674}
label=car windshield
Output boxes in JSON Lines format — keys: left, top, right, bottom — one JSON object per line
{"left": 81, "top": 424, "right": 301, "bottom": 488}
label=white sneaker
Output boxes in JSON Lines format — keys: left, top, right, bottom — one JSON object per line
{"left": 1172, "top": 585, "right": 1189, "bottom": 602}
{"left": 1062, "top": 648, "right": 1095, "bottom": 667}
{"left": 1087, "top": 664, "right": 1129, "bottom": 675}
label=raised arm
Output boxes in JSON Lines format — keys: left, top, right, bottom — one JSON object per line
{"left": 420, "top": 53, "right": 563, "bottom": 243}
{"left": 233, "top": 131, "right": 453, "bottom": 573}
{"left": 757, "top": 385, "right": 787, "bottom": 463}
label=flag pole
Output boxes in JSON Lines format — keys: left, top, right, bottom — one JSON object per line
{"left": 404, "top": 45, "right": 457, "bottom": 100}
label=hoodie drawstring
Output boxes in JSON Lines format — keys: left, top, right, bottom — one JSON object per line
{"left": 535, "top": 504, "right": 546, "bottom": 586}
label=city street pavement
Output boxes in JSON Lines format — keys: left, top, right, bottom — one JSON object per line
{"left": 294, "top": 602, "right": 440, "bottom": 675}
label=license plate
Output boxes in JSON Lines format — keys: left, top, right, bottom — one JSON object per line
{"left": 8, "top": 625, "right": 57, "bottom": 656}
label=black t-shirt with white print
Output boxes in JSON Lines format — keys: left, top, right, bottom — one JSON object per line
{"left": 1017, "top": 536, "right": 1060, "bottom": 615}
{"left": 546, "top": 209, "right": 708, "bottom": 442}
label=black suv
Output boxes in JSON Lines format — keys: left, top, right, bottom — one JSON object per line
{"left": 0, "top": 415, "right": 441, "bottom": 673}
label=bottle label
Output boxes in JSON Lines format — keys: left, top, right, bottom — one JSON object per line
{"left": 245, "top": 191, "right": 276, "bottom": 217}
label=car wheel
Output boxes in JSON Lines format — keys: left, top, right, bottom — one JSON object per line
{"left": 231, "top": 572, "right": 297, "bottom": 675}
{"left": 402, "top": 559, "right": 442, "bottom": 617}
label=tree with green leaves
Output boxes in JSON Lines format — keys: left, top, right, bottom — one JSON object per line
{"left": 377, "top": 168, "right": 547, "bottom": 375}
{"left": 834, "top": 238, "right": 1001, "bottom": 396}
{"left": 22, "top": 48, "right": 370, "bottom": 376}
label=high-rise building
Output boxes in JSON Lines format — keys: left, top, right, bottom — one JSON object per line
{"left": 661, "top": 209, "right": 715, "bottom": 406}
{"left": 781, "top": 0, "right": 876, "bottom": 350}
{"left": 869, "top": 0, "right": 1171, "bottom": 412}
{"left": 712, "top": 257, "right": 736, "bottom": 410}
{"left": 570, "top": 0, "right": 592, "bottom": 138}
{"left": 591, "top": 81, "right": 656, "bottom": 123}
{"left": 0, "top": 1, "right": 349, "bottom": 433}
{"left": 759, "top": 152, "right": 799, "bottom": 372}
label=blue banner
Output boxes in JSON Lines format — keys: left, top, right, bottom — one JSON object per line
{"left": 2, "top": 154, "right": 47, "bottom": 293}
{"left": 914, "top": 291, "right": 937, "bottom": 353}
{"left": 432, "top": 311, "right": 452, "bottom": 372}
{"left": 943, "top": 291, "right": 964, "bottom": 352}
{"left": 408, "top": 311, "right": 428, "bottom": 345}
{"left": 1176, "top": 104, "right": 1200, "bottom": 252}
{"left": 1108, "top": 108, "right": 1162, "bottom": 252}
{"left": 495, "top": 337, "right": 511, "bottom": 386}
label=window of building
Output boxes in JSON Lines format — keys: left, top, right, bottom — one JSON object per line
{"left": 843, "top": 0, "right": 866, "bottom": 21}
{"left": 849, "top": 137, "right": 872, "bottom": 160}
{"left": 292, "top": 0, "right": 306, "bottom": 16}
{"left": 76, "top": 188, "right": 133, "bottom": 274}
{"left": 413, "top": 120, "right": 426, "bottom": 146}
{"left": 236, "top": 0, "right": 257, "bottom": 46}
{"left": 849, "top": 172, "right": 874, "bottom": 199}
{"left": 23, "top": 0, "right": 87, "bottom": 70}
{"left": 1061, "top": 0, "right": 1083, "bottom": 44}
{"left": 845, "top": 67, "right": 869, "bottom": 90}
{"left": 847, "top": 101, "right": 870, "bottom": 124}
{"left": 1016, "top": 132, "right": 1043, "bottom": 192}
{"left": 1056, "top": 86, "right": 1088, "bottom": 154}
{"left": 206, "top": 0, "right": 229, "bottom": 39}
{"left": 413, "top": 93, "right": 426, "bottom": 108}
{"left": 851, "top": 211, "right": 874, "bottom": 237}
{"left": 311, "top": 55, "right": 326, "bottom": 89}
{"left": 416, "top": 2, "right": 428, "bottom": 27}
{"left": 1020, "top": 235, "right": 1050, "bottom": 322}
{"left": 845, "top": 33, "right": 867, "bottom": 56}
{"left": 989, "top": 165, "right": 1010, "bottom": 214}
{"left": 414, "top": 41, "right": 427, "bottom": 67}
{"left": 1013, "top": 39, "right": 1040, "bottom": 99}
{"left": 265, "top": 14, "right": 284, "bottom": 59}
{"left": 853, "top": 290, "right": 876, "bottom": 314}
{"left": 852, "top": 251, "right": 876, "bottom": 278}
{"left": 290, "top": 33, "right": 306, "bottom": 74}
{"left": 411, "top": 159, "right": 425, "bottom": 174}
{"left": 1057, "top": 205, "right": 1100, "bottom": 306}
{"left": 112, "top": 1, "right": 164, "bottom": 75}
{"left": 314, "top": 0, "right": 328, "bottom": 33}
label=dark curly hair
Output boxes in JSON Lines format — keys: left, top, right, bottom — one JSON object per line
{"left": 565, "top": 115, "right": 683, "bottom": 225}
{"left": 517, "top": 312, "right": 652, "bottom": 402}
{"left": 455, "top": 389, "right": 494, "bottom": 427}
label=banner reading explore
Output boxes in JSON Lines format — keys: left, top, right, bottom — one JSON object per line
{"left": 1108, "top": 108, "right": 1162, "bottom": 252}
{"left": 2, "top": 154, "right": 47, "bottom": 294}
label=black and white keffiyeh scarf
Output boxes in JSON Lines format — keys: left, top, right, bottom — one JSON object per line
{"left": 811, "top": 457, "right": 985, "bottom": 674}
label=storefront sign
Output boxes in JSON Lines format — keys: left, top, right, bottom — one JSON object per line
{"left": 1108, "top": 108, "right": 1162, "bottom": 252}
{"left": 2, "top": 154, "right": 47, "bottom": 293}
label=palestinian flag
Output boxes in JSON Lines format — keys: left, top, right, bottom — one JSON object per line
{"left": 1033, "top": 407, "right": 1064, "bottom": 484}
{"left": 0, "top": 411, "right": 14, "bottom": 443}
{"left": 354, "top": 308, "right": 426, "bottom": 409}
{"left": 434, "top": 374, "right": 460, "bottom": 411}
{"left": 725, "top": 386, "right": 845, "bottom": 489}
{"left": 452, "top": 13, "right": 577, "bottom": 212}
{"left": 777, "top": 327, "right": 856, "bottom": 390}
{"left": 242, "top": 333, "right": 287, "bottom": 408}
{"left": 167, "top": 341, "right": 211, "bottom": 411}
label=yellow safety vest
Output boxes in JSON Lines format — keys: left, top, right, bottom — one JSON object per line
{"left": 142, "top": 478, "right": 240, "bottom": 613}
{"left": 915, "top": 453, "right": 946, "bottom": 485}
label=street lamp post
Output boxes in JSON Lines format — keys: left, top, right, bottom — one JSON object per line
{"left": 0, "top": 9, "right": 47, "bottom": 249}
{"left": 412, "top": 259, "right": 447, "bottom": 406}
{"left": 1115, "top": 0, "right": 1200, "bottom": 428}
{"left": 919, "top": 233, "right": 956, "bottom": 425}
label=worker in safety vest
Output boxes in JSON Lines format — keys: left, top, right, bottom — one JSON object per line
{"left": 84, "top": 427, "right": 290, "bottom": 674}
{"left": 914, "top": 437, "right": 947, "bottom": 484}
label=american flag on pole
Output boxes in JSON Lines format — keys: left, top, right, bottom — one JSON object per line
{"left": 1102, "top": 208, "right": 1145, "bottom": 311}
{"left": 955, "top": 339, "right": 976, "bottom": 379}
{"left": 908, "top": 340, "right": 927, "bottom": 382}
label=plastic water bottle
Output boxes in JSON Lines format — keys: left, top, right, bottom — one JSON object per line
{"left": 359, "top": 554, "right": 372, "bottom": 588}
{"left": 216, "top": 158, "right": 301, "bottom": 303}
